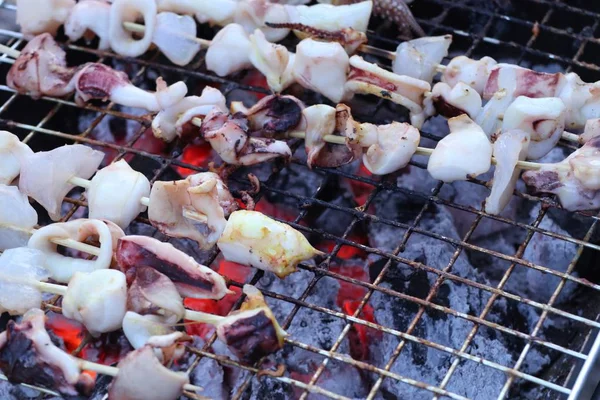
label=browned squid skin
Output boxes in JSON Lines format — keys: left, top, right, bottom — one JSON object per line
{"left": 0, "top": 317, "right": 94, "bottom": 397}
{"left": 243, "top": 95, "right": 304, "bottom": 137}
{"left": 264, "top": 22, "right": 368, "bottom": 53}
{"left": 219, "top": 310, "right": 283, "bottom": 363}
{"left": 116, "top": 236, "right": 228, "bottom": 299}
{"left": 74, "top": 62, "right": 131, "bottom": 104}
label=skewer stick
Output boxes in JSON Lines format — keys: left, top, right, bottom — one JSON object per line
{"left": 190, "top": 117, "right": 546, "bottom": 171}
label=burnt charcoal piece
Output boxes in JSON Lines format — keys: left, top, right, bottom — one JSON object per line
{"left": 0, "top": 309, "right": 94, "bottom": 397}
{"left": 116, "top": 235, "right": 229, "bottom": 299}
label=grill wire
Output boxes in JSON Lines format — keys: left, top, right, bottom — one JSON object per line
{"left": 0, "top": 0, "right": 600, "bottom": 399}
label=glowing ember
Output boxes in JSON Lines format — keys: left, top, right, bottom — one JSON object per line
{"left": 175, "top": 142, "right": 214, "bottom": 176}
{"left": 347, "top": 164, "right": 377, "bottom": 209}
{"left": 319, "top": 235, "right": 368, "bottom": 260}
{"left": 240, "top": 70, "right": 269, "bottom": 100}
{"left": 184, "top": 260, "right": 251, "bottom": 338}
{"left": 46, "top": 312, "right": 85, "bottom": 353}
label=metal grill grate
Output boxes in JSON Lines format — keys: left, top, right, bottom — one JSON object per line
{"left": 0, "top": 0, "right": 600, "bottom": 399}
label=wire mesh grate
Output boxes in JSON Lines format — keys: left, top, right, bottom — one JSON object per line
{"left": 0, "top": 0, "right": 599, "bottom": 399}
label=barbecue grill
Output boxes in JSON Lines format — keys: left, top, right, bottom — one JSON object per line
{"left": 1, "top": 0, "right": 600, "bottom": 399}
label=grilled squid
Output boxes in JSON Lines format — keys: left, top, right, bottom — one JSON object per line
{"left": 156, "top": 0, "right": 237, "bottom": 25}
{"left": 235, "top": 0, "right": 292, "bottom": 42}
{"left": 0, "top": 185, "right": 37, "bottom": 250}
{"left": 152, "top": 86, "right": 227, "bottom": 142}
{"left": 215, "top": 285, "right": 287, "bottom": 363}
{"left": 441, "top": 56, "right": 497, "bottom": 95}
{"left": 0, "top": 309, "right": 95, "bottom": 397}
{"left": 153, "top": 12, "right": 201, "bottom": 66}
{"left": 354, "top": 121, "right": 420, "bottom": 175}
{"left": 484, "top": 129, "right": 530, "bottom": 215}
{"left": 581, "top": 119, "right": 600, "bottom": 144}
{"left": 206, "top": 24, "right": 252, "bottom": 77}
{"left": 0, "top": 131, "right": 33, "bottom": 185}
{"left": 116, "top": 235, "right": 230, "bottom": 299}
{"left": 557, "top": 72, "right": 600, "bottom": 130}
{"left": 16, "top": 0, "right": 75, "bottom": 37}
{"left": 249, "top": 29, "right": 292, "bottom": 93}
{"left": 74, "top": 64, "right": 187, "bottom": 112}
{"left": 64, "top": 0, "right": 111, "bottom": 50}
{"left": 425, "top": 82, "right": 482, "bottom": 119}
{"left": 122, "top": 312, "right": 190, "bottom": 363}
{"left": 522, "top": 137, "right": 600, "bottom": 211}
{"left": 108, "top": 345, "right": 189, "bottom": 400}
{"left": 301, "top": 104, "right": 361, "bottom": 168}
{"left": 292, "top": 38, "right": 350, "bottom": 103}
{"left": 109, "top": 0, "right": 157, "bottom": 57}
{"left": 7, "top": 33, "right": 77, "bottom": 98}
{"left": 62, "top": 269, "right": 128, "bottom": 337}
{"left": 427, "top": 114, "right": 492, "bottom": 182}
{"left": 127, "top": 267, "right": 186, "bottom": 324}
{"left": 148, "top": 172, "right": 235, "bottom": 249}
{"left": 217, "top": 210, "right": 323, "bottom": 278}
{"left": 501, "top": 96, "right": 566, "bottom": 160}
{"left": 393, "top": 35, "right": 452, "bottom": 83}
{"left": 287, "top": 1, "right": 372, "bottom": 34}
{"left": 346, "top": 55, "right": 431, "bottom": 127}
{"left": 233, "top": 94, "right": 304, "bottom": 137}
{"left": 87, "top": 160, "right": 151, "bottom": 229}
{"left": 28, "top": 219, "right": 124, "bottom": 283}
{"left": 18, "top": 144, "right": 104, "bottom": 220}
{"left": 0, "top": 247, "right": 50, "bottom": 315}
{"left": 201, "top": 109, "right": 292, "bottom": 165}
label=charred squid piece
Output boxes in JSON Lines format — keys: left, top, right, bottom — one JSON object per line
{"left": 249, "top": 29, "right": 292, "bottom": 93}
{"left": 232, "top": 94, "right": 305, "bottom": 137}
{"left": 148, "top": 172, "right": 237, "bottom": 249}
{"left": 62, "top": 269, "right": 128, "bottom": 337}
{"left": 0, "top": 130, "right": 33, "bottom": 185}
{"left": 217, "top": 210, "right": 323, "bottom": 278}
{"left": 108, "top": 345, "right": 189, "bottom": 400}
{"left": 441, "top": 56, "right": 498, "bottom": 95}
{"left": 64, "top": 0, "right": 111, "bottom": 50}
{"left": 393, "top": 35, "right": 452, "bottom": 83}
{"left": 501, "top": 96, "right": 566, "bottom": 160}
{"left": 0, "top": 185, "right": 37, "bottom": 250}
{"left": 122, "top": 312, "right": 191, "bottom": 364}
{"left": 127, "top": 266, "right": 186, "bottom": 324}
{"left": 265, "top": 22, "right": 368, "bottom": 54}
{"left": 16, "top": 0, "right": 75, "bottom": 37}
{"left": 425, "top": 82, "right": 482, "bottom": 120}
{"left": 346, "top": 55, "right": 431, "bottom": 128}
{"left": 522, "top": 137, "right": 600, "bottom": 211}
{"left": 301, "top": 103, "right": 362, "bottom": 168}
{"left": 215, "top": 285, "right": 286, "bottom": 363}
{"left": 152, "top": 86, "right": 228, "bottom": 143}
{"left": 484, "top": 129, "right": 530, "bottom": 215}
{"left": 74, "top": 63, "right": 187, "bottom": 112}
{"left": 87, "top": 159, "right": 151, "bottom": 229}
{"left": 116, "top": 235, "right": 230, "bottom": 299}
{"left": 427, "top": 114, "right": 492, "bottom": 182}
{"left": 18, "top": 144, "right": 104, "bottom": 221}
{"left": 28, "top": 219, "right": 123, "bottom": 283}
{"left": 0, "top": 309, "right": 95, "bottom": 397}
{"left": 292, "top": 38, "right": 350, "bottom": 103}
{"left": 7, "top": 33, "right": 77, "bottom": 98}
{"left": 0, "top": 247, "right": 50, "bottom": 315}
{"left": 201, "top": 109, "right": 292, "bottom": 166}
